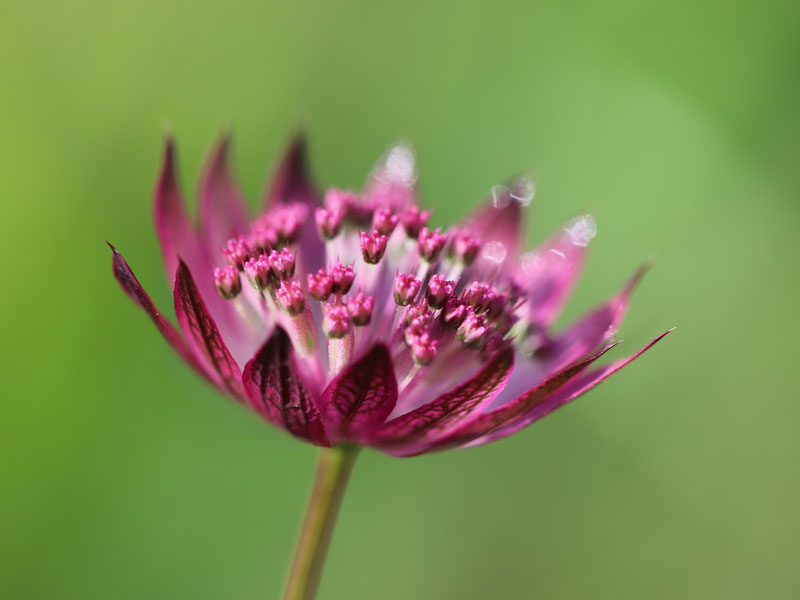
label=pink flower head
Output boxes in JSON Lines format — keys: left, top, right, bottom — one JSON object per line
{"left": 324, "top": 304, "right": 353, "bottom": 339}
{"left": 243, "top": 254, "right": 272, "bottom": 290}
{"left": 222, "top": 237, "right": 251, "bottom": 269}
{"left": 372, "top": 207, "right": 399, "bottom": 236}
{"left": 329, "top": 261, "right": 355, "bottom": 295}
{"left": 315, "top": 207, "right": 345, "bottom": 240}
{"left": 449, "top": 229, "right": 482, "bottom": 265}
{"left": 347, "top": 292, "right": 375, "bottom": 326}
{"left": 109, "top": 135, "right": 671, "bottom": 457}
{"left": 400, "top": 206, "right": 430, "bottom": 239}
{"left": 359, "top": 231, "right": 389, "bottom": 264}
{"left": 214, "top": 265, "right": 242, "bottom": 299}
{"left": 276, "top": 279, "right": 305, "bottom": 316}
{"left": 307, "top": 268, "right": 334, "bottom": 301}
{"left": 268, "top": 246, "right": 296, "bottom": 280}
{"left": 417, "top": 227, "right": 448, "bottom": 263}
{"left": 426, "top": 274, "right": 455, "bottom": 309}
{"left": 393, "top": 272, "right": 422, "bottom": 306}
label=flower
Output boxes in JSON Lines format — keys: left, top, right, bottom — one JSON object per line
{"left": 109, "top": 134, "right": 671, "bottom": 457}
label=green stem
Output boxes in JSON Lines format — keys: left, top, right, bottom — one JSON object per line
{"left": 281, "top": 445, "right": 360, "bottom": 600}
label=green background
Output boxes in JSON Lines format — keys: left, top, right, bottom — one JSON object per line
{"left": 3, "top": 0, "right": 799, "bottom": 598}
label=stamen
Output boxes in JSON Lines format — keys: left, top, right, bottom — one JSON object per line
{"left": 456, "top": 307, "right": 490, "bottom": 349}
{"left": 329, "top": 261, "right": 355, "bottom": 295}
{"left": 214, "top": 265, "right": 242, "bottom": 299}
{"left": 359, "top": 231, "right": 389, "bottom": 264}
{"left": 426, "top": 274, "right": 455, "bottom": 309}
{"left": 276, "top": 280, "right": 305, "bottom": 316}
{"left": 400, "top": 207, "right": 430, "bottom": 239}
{"left": 271, "top": 203, "right": 309, "bottom": 243}
{"left": 268, "top": 247, "right": 296, "bottom": 280}
{"left": 372, "top": 207, "right": 399, "bottom": 236}
{"left": 222, "top": 237, "right": 251, "bottom": 270}
{"left": 307, "top": 269, "right": 334, "bottom": 301}
{"left": 449, "top": 229, "right": 481, "bottom": 265}
{"left": 346, "top": 292, "right": 375, "bottom": 326}
{"left": 418, "top": 227, "right": 448, "bottom": 263}
{"left": 441, "top": 296, "right": 467, "bottom": 328}
{"left": 247, "top": 225, "right": 278, "bottom": 254}
{"left": 394, "top": 272, "right": 422, "bottom": 306}
{"left": 243, "top": 254, "right": 272, "bottom": 290}
{"left": 315, "top": 207, "right": 345, "bottom": 240}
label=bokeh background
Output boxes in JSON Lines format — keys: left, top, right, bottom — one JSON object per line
{"left": 2, "top": 0, "right": 799, "bottom": 598}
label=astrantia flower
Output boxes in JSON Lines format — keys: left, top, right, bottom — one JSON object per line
{"left": 109, "top": 135, "right": 671, "bottom": 457}
{"left": 109, "top": 134, "right": 671, "bottom": 599}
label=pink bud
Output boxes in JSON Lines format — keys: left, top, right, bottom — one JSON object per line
{"left": 307, "top": 269, "right": 334, "bottom": 301}
{"left": 360, "top": 231, "right": 389, "bottom": 264}
{"left": 222, "top": 237, "right": 251, "bottom": 269}
{"left": 243, "top": 255, "right": 272, "bottom": 290}
{"left": 214, "top": 265, "right": 242, "bottom": 299}
{"left": 324, "top": 305, "right": 353, "bottom": 339}
{"left": 248, "top": 225, "right": 278, "bottom": 253}
{"left": 426, "top": 274, "right": 455, "bottom": 309}
{"left": 276, "top": 280, "right": 305, "bottom": 316}
{"left": 403, "top": 302, "right": 433, "bottom": 327}
{"left": 315, "top": 207, "right": 345, "bottom": 240}
{"left": 372, "top": 207, "right": 399, "bottom": 236}
{"left": 449, "top": 229, "right": 482, "bottom": 265}
{"left": 400, "top": 206, "right": 430, "bottom": 239}
{"left": 272, "top": 203, "right": 308, "bottom": 243}
{"left": 346, "top": 292, "right": 375, "bottom": 326}
{"left": 409, "top": 331, "right": 439, "bottom": 366}
{"left": 418, "top": 227, "right": 448, "bottom": 262}
{"left": 330, "top": 261, "right": 355, "bottom": 295}
{"left": 457, "top": 308, "right": 490, "bottom": 349}
{"left": 268, "top": 247, "right": 296, "bottom": 280}
{"left": 441, "top": 297, "right": 467, "bottom": 328}
{"left": 394, "top": 272, "right": 422, "bottom": 306}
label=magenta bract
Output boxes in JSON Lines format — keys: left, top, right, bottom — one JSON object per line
{"left": 109, "top": 135, "right": 671, "bottom": 457}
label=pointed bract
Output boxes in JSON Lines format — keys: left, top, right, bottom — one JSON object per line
{"left": 108, "top": 243, "right": 211, "bottom": 381}
{"left": 423, "top": 343, "right": 620, "bottom": 454}
{"left": 263, "top": 133, "right": 325, "bottom": 271}
{"left": 459, "top": 330, "right": 673, "bottom": 449}
{"left": 199, "top": 134, "right": 250, "bottom": 261}
{"left": 533, "top": 263, "right": 649, "bottom": 375}
{"left": 153, "top": 138, "right": 201, "bottom": 279}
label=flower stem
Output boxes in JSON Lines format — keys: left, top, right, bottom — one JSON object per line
{"left": 281, "top": 445, "right": 360, "bottom": 600}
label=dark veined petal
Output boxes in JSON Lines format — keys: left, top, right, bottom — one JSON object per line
{"left": 199, "top": 134, "right": 250, "bottom": 262}
{"left": 263, "top": 133, "right": 325, "bottom": 272}
{"left": 412, "top": 343, "right": 621, "bottom": 456}
{"left": 174, "top": 260, "right": 245, "bottom": 399}
{"left": 242, "top": 327, "right": 330, "bottom": 446}
{"left": 455, "top": 330, "right": 673, "bottom": 449}
{"left": 318, "top": 344, "right": 398, "bottom": 443}
{"left": 108, "top": 243, "right": 212, "bottom": 382}
{"left": 373, "top": 348, "right": 514, "bottom": 453}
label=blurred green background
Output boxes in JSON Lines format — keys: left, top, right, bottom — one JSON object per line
{"left": 2, "top": 0, "right": 799, "bottom": 598}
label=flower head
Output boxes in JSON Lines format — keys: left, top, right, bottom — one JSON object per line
{"left": 109, "top": 135, "right": 671, "bottom": 457}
